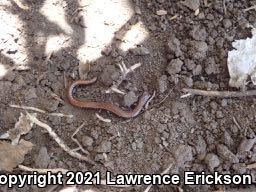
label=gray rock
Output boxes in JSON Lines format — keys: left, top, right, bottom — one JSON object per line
{"left": 210, "top": 101, "right": 218, "bottom": 110}
{"left": 157, "top": 0, "right": 165, "bottom": 3}
{"left": 158, "top": 75, "right": 168, "bottom": 93}
{"left": 100, "top": 65, "right": 119, "bottom": 86}
{"left": 223, "top": 19, "right": 232, "bottom": 29}
{"left": 35, "top": 147, "right": 51, "bottom": 168}
{"left": 222, "top": 131, "right": 234, "bottom": 148}
{"left": 190, "top": 41, "right": 208, "bottom": 59}
{"left": 91, "top": 129, "right": 99, "bottom": 140}
{"left": 237, "top": 138, "right": 256, "bottom": 154}
{"left": 167, "top": 36, "right": 183, "bottom": 57}
{"left": 190, "top": 25, "right": 207, "bottom": 41}
{"left": 131, "top": 47, "right": 150, "bottom": 56}
{"left": 101, "top": 46, "right": 112, "bottom": 56}
{"left": 183, "top": 76, "right": 193, "bottom": 87}
{"left": 43, "top": 99, "right": 60, "bottom": 112}
{"left": 232, "top": 163, "right": 246, "bottom": 174}
{"left": 124, "top": 91, "right": 138, "bottom": 107}
{"left": 216, "top": 111, "right": 224, "bottom": 119}
{"left": 205, "top": 57, "right": 218, "bottom": 75}
{"left": 185, "top": 59, "right": 196, "bottom": 71}
{"left": 204, "top": 153, "right": 220, "bottom": 171}
{"left": 217, "top": 144, "right": 239, "bottom": 163}
{"left": 195, "top": 135, "right": 207, "bottom": 160}
{"left": 221, "top": 99, "right": 228, "bottom": 107}
{"left": 173, "top": 145, "right": 193, "bottom": 167}
{"left": 82, "top": 136, "right": 94, "bottom": 147}
{"left": 4, "top": 71, "right": 16, "bottom": 81}
{"left": 166, "top": 58, "right": 183, "bottom": 75}
{"left": 192, "top": 65, "right": 202, "bottom": 76}
{"left": 25, "top": 87, "right": 37, "bottom": 100}
{"left": 97, "top": 140, "right": 112, "bottom": 153}
{"left": 181, "top": 0, "right": 200, "bottom": 11}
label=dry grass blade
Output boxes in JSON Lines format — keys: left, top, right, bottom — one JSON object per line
{"left": 10, "top": 105, "right": 73, "bottom": 118}
{"left": 182, "top": 88, "right": 256, "bottom": 98}
{"left": 26, "top": 113, "right": 96, "bottom": 165}
{"left": 19, "top": 165, "right": 69, "bottom": 174}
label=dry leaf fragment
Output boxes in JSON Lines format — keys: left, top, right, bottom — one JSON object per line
{"left": 0, "top": 113, "right": 35, "bottom": 145}
{"left": 0, "top": 139, "right": 33, "bottom": 172}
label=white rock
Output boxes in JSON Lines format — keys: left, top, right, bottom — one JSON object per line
{"left": 228, "top": 28, "right": 256, "bottom": 89}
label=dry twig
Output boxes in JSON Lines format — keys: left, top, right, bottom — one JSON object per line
{"left": 26, "top": 113, "right": 96, "bottom": 165}
{"left": 10, "top": 105, "right": 73, "bottom": 118}
{"left": 95, "top": 113, "right": 111, "bottom": 123}
{"left": 71, "top": 122, "right": 89, "bottom": 155}
{"left": 244, "top": 5, "right": 256, "bottom": 12}
{"left": 106, "top": 62, "right": 141, "bottom": 94}
{"left": 246, "top": 163, "right": 256, "bottom": 169}
{"left": 19, "top": 165, "right": 69, "bottom": 174}
{"left": 182, "top": 88, "right": 256, "bottom": 98}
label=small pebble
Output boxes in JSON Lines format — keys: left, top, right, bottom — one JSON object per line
{"left": 35, "top": 147, "right": 51, "bottom": 168}
{"left": 124, "top": 91, "right": 138, "bottom": 107}
{"left": 237, "top": 138, "right": 256, "bottom": 154}
{"left": 97, "top": 140, "right": 112, "bottom": 153}
{"left": 131, "top": 47, "right": 150, "bottom": 56}
{"left": 166, "top": 58, "right": 183, "bottom": 75}
{"left": 173, "top": 145, "right": 193, "bottom": 167}
{"left": 158, "top": 75, "right": 168, "bottom": 93}
{"left": 217, "top": 144, "right": 239, "bottom": 163}
{"left": 82, "top": 136, "right": 94, "bottom": 147}
{"left": 204, "top": 153, "right": 220, "bottom": 171}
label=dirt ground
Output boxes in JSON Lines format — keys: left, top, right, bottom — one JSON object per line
{"left": 1, "top": 0, "right": 256, "bottom": 191}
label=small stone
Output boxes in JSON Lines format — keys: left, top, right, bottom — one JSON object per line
{"left": 123, "top": 91, "right": 138, "bottom": 107}
{"left": 181, "top": 0, "right": 200, "bottom": 11}
{"left": 216, "top": 111, "right": 224, "bottom": 119}
{"left": 131, "top": 47, "right": 150, "bottom": 56}
{"left": 192, "top": 65, "right": 202, "bottom": 76}
{"left": 82, "top": 136, "right": 94, "bottom": 147}
{"left": 134, "top": 6, "right": 142, "bottom": 15}
{"left": 237, "top": 138, "right": 256, "bottom": 154}
{"left": 97, "top": 140, "right": 112, "bottom": 153}
{"left": 157, "top": 0, "right": 165, "bottom": 3}
{"left": 223, "top": 19, "right": 232, "bottom": 29}
{"left": 100, "top": 65, "right": 119, "bottom": 86}
{"left": 156, "top": 10, "right": 167, "bottom": 16}
{"left": 158, "top": 75, "right": 168, "bottom": 93}
{"left": 221, "top": 99, "right": 228, "bottom": 107}
{"left": 190, "top": 25, "right": 207, "bottom": 41}
{"left": 232, "top": 163, "right": 246, "bottom": 174}
{"left": 25, "top": 87, "right": 37, "bottom": 100}
{"left": 91, "top": 129, "right": 99, "bottom": 140}
{"left": 210, "top": 101, "right": 218, "bottom": 110}
{"left": 183, "top": 76, "right": 193, "bottom": 87}
{"left": 101, "top": 46, "right": 112, "bottom": 56}
{"left": 195, "top": 135, "right": 207, "bottom": 160}
{"left": 204, "top": 153, "right": 220, "bottom": 171}
{"left": 217, "top": 144, "right": 239, "bottom": 163}
{"left": 205, "top": 57, "right": 218, "bottom": 75}
{"left": 4, "top": 71, "right": 16, "bottom": 81}
{"left": 35, "top": 147, "right": 50, "bottom": 168}
{"left": 15, "top": 75, "right": 26, "bottom": 88}
{"left": 222, "top": 131, "right": 234, "bottom": 148}
{"left": 173, "top": 145, "right": 193, "bottom": 167}
{"left": 190, "top": 41, "right": 208, "bottom": 59}
{"left": 167, "top": 35, "right": 182, "bottom": 57}
{"left": 131, "top": 142, "right": 137, "bottom": 150}
{"left": 40, "top": 98, "right": 60, "bottom": 112}
{"left": 163, "top": 140, "right": 169, "bottom": 147}
{"left": 166, "top": 58, "right": 183, "bottom": 75}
